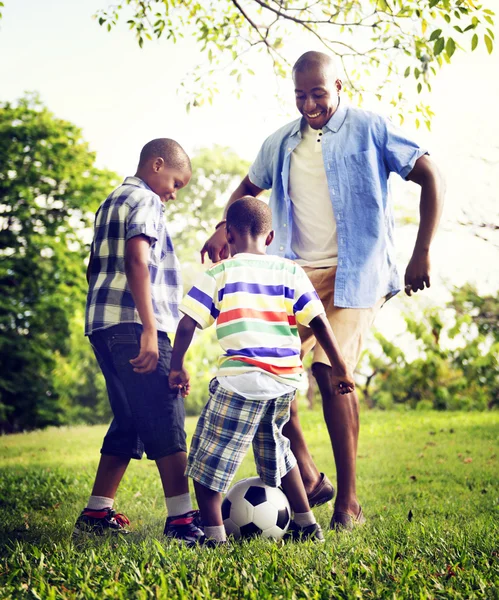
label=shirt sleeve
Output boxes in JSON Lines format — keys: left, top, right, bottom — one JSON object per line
{"left": 179, "top": 270, "right": 219, "bottom": 330}
{"left": 383, "top": 118, "right": 428, "bottom": 180}
{"left": 292, "top": 266, "right": 326, "bottom": 327}
{"left": 125, "top": 192, "right": 163, "bottom": 243}
{"left": 248, "top": 134, "right": 275, "bottom": 190}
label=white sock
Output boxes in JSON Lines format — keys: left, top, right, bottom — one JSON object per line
{"left": 204, "top": 525, "right": 227, "bottom": 542}
{"left": 87, "top": 495, "right": 114, "bottom": 510}
{"left": 165, "top": 493, "right": 193, "bottom": 517}
{"left": 293, "top": 511, "right": 316, "bottom": 528}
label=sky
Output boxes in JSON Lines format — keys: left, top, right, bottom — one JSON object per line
{"left": 1, "top": 0, "right": 498, "bottom": 338}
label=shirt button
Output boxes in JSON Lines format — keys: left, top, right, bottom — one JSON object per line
{"left": 279, "top": 245, "right": 284, "bottom": 251}
{"left": 283, "top": 223, "right": 287, "bottom": 228}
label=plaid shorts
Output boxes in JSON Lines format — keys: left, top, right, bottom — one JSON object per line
{"left": 186, "top": 378, "right": 297, "bottom": 493}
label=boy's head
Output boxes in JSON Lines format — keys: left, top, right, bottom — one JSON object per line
{"left": 226, "top": 196, "right": 274, "bottom": 254}
{"left": 136, "top": 138, "right": 191, "bottom": 202}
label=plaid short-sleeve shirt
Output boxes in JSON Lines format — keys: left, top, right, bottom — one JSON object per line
{"left": 85, "top": 176, "right": 182, "bottom": 335}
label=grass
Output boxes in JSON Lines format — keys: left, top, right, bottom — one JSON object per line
{"left": 0, "top": 409, "right": 498, "bottom": 599}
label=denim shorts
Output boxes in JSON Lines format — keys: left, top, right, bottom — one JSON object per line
{"left": 89, "top": 323, "right": 187, "bottom": 460}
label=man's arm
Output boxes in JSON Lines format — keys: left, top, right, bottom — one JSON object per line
{"left": 168, "top": 314, "right": 198, "bottom": 396}
{"left": 124, "top": 235, "right": 159, "bottom": 374}
{"left": 405, "top": 154, "right": 446, "bottom": 296}
{"left": 309, "top": 314, "right": 355, "bottom": 394}
{"left": 200, "top": 175, "right": 264, "bottom": 263}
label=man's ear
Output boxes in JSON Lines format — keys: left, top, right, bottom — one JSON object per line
{"left": 153, "top": 157, "right": 165, "bottom": 172}
{"left": 265, "top": 230, "right": 275, "bottom": 247}
{"left": 335, "top": 79, "right": 343, "bottom": 93}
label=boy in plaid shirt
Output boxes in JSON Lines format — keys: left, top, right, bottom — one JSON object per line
{"left": 169, "top": 196, "right": 354, "bottom": 545}
{"left": 74, "top": 138, "right": 203, "bottom": 543}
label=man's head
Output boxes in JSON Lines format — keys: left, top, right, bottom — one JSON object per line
{"left": 226, "top": 196, "right": 274, "bottom": 254}
{"left": 292, "top": 51, "right": 342, "bottom": 130}
{"left": 136, "top": 138, "right": 191, "bottom": 202}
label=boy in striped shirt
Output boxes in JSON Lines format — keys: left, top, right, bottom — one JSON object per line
{"left": 169, "top": 197, "right": 354, "bottom": 545}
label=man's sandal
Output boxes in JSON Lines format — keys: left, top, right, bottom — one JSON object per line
{"left": 330, "top": 506, "right": 365, "bottom": 531}
{"left": 307, "top": 473, "right": 335, "bottom": 508}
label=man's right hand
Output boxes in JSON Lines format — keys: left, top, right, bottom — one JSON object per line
{"left": 200, "top": 226, "right": 230, "bottom": 264}
{"left": 129, "top": 329, "right": 159, "bottom": 374}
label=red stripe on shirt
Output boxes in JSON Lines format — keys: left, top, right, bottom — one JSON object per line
{"left": 218, "top": 308, "right": 295, "bottom": 326}
{"left": 224, "top": 356, "right": 303, "bottom": 375}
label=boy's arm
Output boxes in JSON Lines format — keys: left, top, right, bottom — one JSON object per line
{"left": 309, "top": 314, "right": 355, "bottom": 395}
{"left": 169, "top": 314, "right": 198, "bottom": 396}
{"left": 124, "top": 235, "right": 158, "bottom": 374}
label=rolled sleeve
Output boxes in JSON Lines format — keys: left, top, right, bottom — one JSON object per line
{"left": 126, "top": 195, "right": 163, "bottom": 243}
{"left": 248, "top": 136, "right": 275, "bottom": 190}
{"left": 179, "top": 272, "right": 219, "bottom": 330}
{"left": 293, "top": 266, "right": 326, "bottom": 327}
{"left": 383, "top": 118, "right": 428, "bottom": 180}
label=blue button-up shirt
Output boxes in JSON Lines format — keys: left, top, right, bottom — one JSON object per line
{"left": 248, "top": 103, "right": 427, "bottom": 308}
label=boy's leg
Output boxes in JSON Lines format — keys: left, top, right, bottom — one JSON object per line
{"left": 253, "top": 392, "right": 324, "bottom": 542}
{"left": 186, "top": 380, "right": 268, "bottom": 542}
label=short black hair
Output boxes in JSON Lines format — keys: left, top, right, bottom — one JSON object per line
{"left": 138, "top": 138, "right": 191, "bottom": 171}
{"left": 226, "top": 196, "right": 273, "bottom": 238}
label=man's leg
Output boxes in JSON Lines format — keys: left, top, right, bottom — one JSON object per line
{"left": 282, "top": 401, "right": 322, "bottom": 495}
{"left": 313, "top": 363, "right": 360, "bottom": 516}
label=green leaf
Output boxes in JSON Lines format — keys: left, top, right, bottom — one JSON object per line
{"left": 484, "top": 35, "right": 493, "bottom": 54}
{"left": 434, "top": 37, "right": 445, "bottom": 55}
{"left": 446, "top": 37, "right": 456, "bottom": 58}
{"left": 404, "top": 66, "right": 410, "bottom": 78}
{"left": 417, "top": 82, "right": 422, "bottom": 94}
{"left": 487, "top": 29, "right": 495, "bottom": 41}
{"left": 429, "top": 0, "right": 439, "bottom": 8}
{"left": 429, "top": 29, "right": 442, "bottom": 41}
{"left": 471, "top": 33, "right": 478, "bottom": 50}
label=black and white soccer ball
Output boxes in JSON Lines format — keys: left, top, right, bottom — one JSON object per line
{"left": 222, "top": 476, "right": 291, "bottom": 540}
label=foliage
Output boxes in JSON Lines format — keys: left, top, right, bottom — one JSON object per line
{"left": 167, "top": 145, "right": 251, "bottom": 273}
{"left": 95, "top": 0, "right": 495, "bottom": 128}
{"left": 0, "top": 94, "right": 118, "bottom": 432}
{"left": 0, "top": 411, "right": 498, "bottom": 598}
{"left": 361, "top": 285, "right": 499, "bottom": 411}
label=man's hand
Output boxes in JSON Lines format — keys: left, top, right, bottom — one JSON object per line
{"left": 404, "top": 250, "right": 430, "bottom": 296}
{"left": 169, "top": 368, "right": 191, "bottom": 397}
{"left": 200, "top": 226, "right": 230, "bottom": 264}
{"left": 331, "top": 371, "right": 355, "bottom": 395}
{"left": 129, "top": 329, "right": 159, "bottom": 374}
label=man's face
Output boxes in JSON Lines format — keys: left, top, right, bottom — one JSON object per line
{"left": 293, "top": 64, "right": 342, "bottom": 130}
{"left": 151, "top": 163, "right": 191, "bottom": 202}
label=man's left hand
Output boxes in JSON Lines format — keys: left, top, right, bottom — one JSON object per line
{"left": 404, "top": 250, "right": 430, "bottom": 296}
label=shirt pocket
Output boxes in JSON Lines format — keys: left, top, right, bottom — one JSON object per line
{"left": 345, "top": 150, "right": 381, "bottom": 198}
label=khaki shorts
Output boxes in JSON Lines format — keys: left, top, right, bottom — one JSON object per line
{"left": 298, "top": 266, "right": 385, "bottom": 373}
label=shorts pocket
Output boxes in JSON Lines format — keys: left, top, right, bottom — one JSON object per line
{"left": 108, "top": 332, "right": 140, "bottom": 367}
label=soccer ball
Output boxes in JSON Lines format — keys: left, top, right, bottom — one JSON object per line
{"left": 221, "top": 477, "right": 291, "bottom": 540}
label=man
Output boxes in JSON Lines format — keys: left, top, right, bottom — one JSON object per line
{"left": 201, "top": 51, "right": 445, "bottom": 529}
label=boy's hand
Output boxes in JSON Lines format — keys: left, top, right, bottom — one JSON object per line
{"left": 169, "top": 369, "right": 191, "bottom": 397}
{"left": 129, "top": 329, "right": 159, "bottom": 374}
{"left": 331, "top": 371, "right": 355, "bottom": 395}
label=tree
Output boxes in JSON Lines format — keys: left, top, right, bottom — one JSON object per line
{"left": 0, "top": 94, "right": 118, "bottom": 432}
{"left": 95, "top": 0, "right": 494, "bottom": 128}
{"left": 359, "top": 285, "right": 499, "bottom": 411}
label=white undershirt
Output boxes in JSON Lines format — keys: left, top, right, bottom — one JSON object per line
{"left": 289, "top": 123, "right": 338, "bottom": 268}
{"left": 217, "top": 372, "right": 296, "bottom": 401}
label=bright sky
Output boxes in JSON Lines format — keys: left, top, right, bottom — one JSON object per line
{"left": 2, "top": 0, "right": 498, "bottom": 322}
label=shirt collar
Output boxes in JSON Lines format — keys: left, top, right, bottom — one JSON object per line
{"left": 289, "top": 97, "right": 348, "bottom": 138}
{"left": 123, "top": 176, "right": 153, "bottom": 191}
{"left": 323, "top": 98, "right": 348, "bottom": 133}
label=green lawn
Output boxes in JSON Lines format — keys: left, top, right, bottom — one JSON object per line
{"left": 1, "top": 409, "right": 498, "bottom": 599}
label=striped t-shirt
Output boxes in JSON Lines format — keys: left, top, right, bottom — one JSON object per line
{"left": 179, "top": 253, "right": 325, "bottom": 386}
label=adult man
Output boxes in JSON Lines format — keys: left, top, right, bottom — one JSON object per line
{"left": 201, "top": 51, "right": 445, "bottom": 529}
